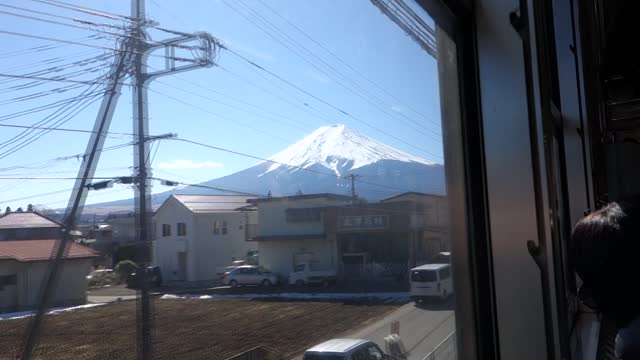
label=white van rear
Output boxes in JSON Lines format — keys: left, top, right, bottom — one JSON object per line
{"left": 409, "top": 263, "right": 453, "bottom": 302}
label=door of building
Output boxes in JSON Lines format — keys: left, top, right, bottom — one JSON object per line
{"left": 177, "top": 252, "right": 187, "bottom": 281}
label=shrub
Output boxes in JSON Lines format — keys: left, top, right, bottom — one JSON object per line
{"left": 114, "top": 260, "right": 137, "bottom": 281}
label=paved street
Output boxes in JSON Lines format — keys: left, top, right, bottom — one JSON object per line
{"left": 349, "top": 299, "right": 455, "bottom": 360}
{"left": 87, "top": 284, "right": 138, "bottom": 303}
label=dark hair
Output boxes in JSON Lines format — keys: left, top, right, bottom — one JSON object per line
{"left": 571, "top": 199, "right": 640, "bottom": 327}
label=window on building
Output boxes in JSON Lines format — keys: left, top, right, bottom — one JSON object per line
{"left": 222, "top": 221, "right": 228, "bottom": 235}
{"left": 162, "top": 224, "right": 171, "bottom": 237}
{"left": 286, "top": 208, "right": 322, "bottom": 223}
{"left": 213, "top": 221, "right": 220, "bottom": 235}
{"left": 177, "top": 222, "right": 187, "bottom": 236}
{"left": 0, "top": 274, "right": 17, "bottom": 290}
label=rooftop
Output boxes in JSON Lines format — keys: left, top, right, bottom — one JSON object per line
{"left": 168, "top": 194, "right": 258, "bottom": 213}
{"left": 381, "top": 191, "right": 446, "bottom": 202}
{"left": 0, "top": 212, "right": 63, "bottom": 229}
{"left": 0, "top": 240, "right": 98, "bottom": 262}
{"left": 305, "top": 339, "right": 369, "bottom": 353}
{"left": 412, "top": 263, "right": 450, "bottom": 271}
{"left": 250, "top": 193, "right": 352, "bottom": 204}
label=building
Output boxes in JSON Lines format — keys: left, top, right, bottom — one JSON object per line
{"left": 250, "top": 194, "right": 353, "bottom": 275}
{"left": 251, "top": 192, "right": 450, "bottom": 282}
{"left": 0, "top": 212, "right": 63, "bottom": 241}
{"left": 0, "top": 240, "right": 97, "bottom": 313}
{"left": 153, "top": 194, "right": 257, "bottom": 285}
{"left": 380, "top": 192, "right": 450, "bottom": 264}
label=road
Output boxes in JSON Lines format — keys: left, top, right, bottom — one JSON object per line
{"left": 87, "top": 284, "right": 138, "bottom": 303}
{"left": 349, "top": 299, "right": 455, "bottom": 360}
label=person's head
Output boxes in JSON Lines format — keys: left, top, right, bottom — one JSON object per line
{"left": 571, "top": 198, "right": 640, "bottom": 326}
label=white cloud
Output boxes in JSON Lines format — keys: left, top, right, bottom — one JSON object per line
{"left": 391, "top": 105, "right": 405, "bottom": 113}
{"left": 158, "top": 160, "right": 224, "bottom": 170}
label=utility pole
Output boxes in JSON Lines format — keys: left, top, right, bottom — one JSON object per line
{"left": 130, "top": 2, "right": 154, "bottom": 359}
{"left": 346, "top": 174, "right": 362, "bottom": 203}
{"left": 19, "top": 0, "right": 218, "bottom": 358}
{"left": 130, "top": 1, "right": 218, "bottom": 358}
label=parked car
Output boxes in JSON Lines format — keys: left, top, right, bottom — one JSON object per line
{"left": 222, "top": 265, "right": 279, "bottom": 287}
{"left": 216, "top": 260, "right": 249, "bottom": 276}
{"left": 86, "top": 268, "right": 113, "bottom": 281}
{"left": 409, "top": 263, "right": 453, "bottom": 302}
{"left": 289, "top": 263, "right": 337, "bottom": 287}
{"left": 303, "top": 339, "right": 390, "bottom": 360}
{"left": 126, "top": 266, "right": 162, "bottom": 289}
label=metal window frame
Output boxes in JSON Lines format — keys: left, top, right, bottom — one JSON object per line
{"left": 414, "top": 1, "right": 499, "bottom": 359}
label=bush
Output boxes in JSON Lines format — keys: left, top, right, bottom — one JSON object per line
{"left": 114, "top": 260, "right": 137, "bottom": 281}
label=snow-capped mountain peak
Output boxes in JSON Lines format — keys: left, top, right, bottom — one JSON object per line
{"left": 261, "top": 124, "right": 435, "bottom": 176}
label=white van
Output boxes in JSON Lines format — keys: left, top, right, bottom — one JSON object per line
{"left": 409, "top": 263, "right": 453, "bottom": 302}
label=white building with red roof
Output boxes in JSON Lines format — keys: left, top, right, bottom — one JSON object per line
{"left": 0, "top": 239, "right": 97, "bottom": 313}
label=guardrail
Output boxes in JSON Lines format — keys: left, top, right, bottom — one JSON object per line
{"left": 422, "top": 331, "right": 456, "bottom": 360}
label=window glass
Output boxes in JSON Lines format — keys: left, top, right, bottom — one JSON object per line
{"left": 8, "top": 1, "right": 464, "bottom": 359}
{"left": 440, "top": 267, "right": 451, "bottom": 280}
{"left": 411, "top": 270, "right": 438, "bottom": 282}
{"left": 162, "top": 224, "right": 171, "bottom": 237}
{"left": 177, "top": 222, "right": 186, "bottom": 236}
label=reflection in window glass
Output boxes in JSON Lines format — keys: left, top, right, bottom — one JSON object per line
{"left": 1, "top": 1, "right": 463, "bottom": 359}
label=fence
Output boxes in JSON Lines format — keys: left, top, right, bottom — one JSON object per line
{"left": 422, "top": 331, "right": 456, "bottom": 360}
{"left": 342, "top": 262, "right": 408, "bottom": 280}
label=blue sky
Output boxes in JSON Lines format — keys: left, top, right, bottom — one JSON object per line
{"left": 0, "top": 0, "right": 442, "bottom": 210}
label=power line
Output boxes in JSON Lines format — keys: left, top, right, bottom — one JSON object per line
{"left": 226, "top": 0, "right": 442, "bottom": 141}
{"left": 254, "top": 0, "right": 442, "bottom": 131}
{"left": 152, "top": 177, "right": 259, "bottom": 196}
{"left": 29, "top": 0, "right": 135, "bottom": 23}
{"left": 0, "top": 9, "right": 125, "bottom": 36}
{"left": 0, "top": 123, "right": 134, "bottom": 137}
{"left": 223, "top": 47, "right": 443, "bottom": 160}
{"left": 146, "top": 87, "right": 293, "bottom": 144}
{"left": 0, "top": 30, "right": 202, "bottom": 64}
{"left": 0, "top": 73, "right": 107, "bottom": 85}
{"left": 0, "top": 3, "right": 127, "bottom": 30}
{"left": 172, "top": 138, "right": 427, "bottom": 195}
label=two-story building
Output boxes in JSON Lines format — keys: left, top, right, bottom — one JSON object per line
{"left": 0, "top": 212, "right": 63, "bottom": 241}
{"left": 249, "top": 194, "right": 353, "bottom": 275}
{"left": 251, "top": 192, "right": 450, "bottom": 282}
{"left": 153, "top": 194, "right": 257, "bottom": 285}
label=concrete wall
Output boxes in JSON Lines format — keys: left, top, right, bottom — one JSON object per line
{"left": 154, "top": 197, "right": 257, "bottom": 283}
{"left": 256, "top": 198, "right": 351, "bottom": 237}
{"left": 0, "top": 227, "right": 60, "bottom": 241}
{"left": 0, "top": 258, "right": 92, "bottom": 312}
{"left": 258, "top": 237, "right": 336, "bottom": 275}
{"left": 154, "top": 197, "right": 195, "bottom": 281}
{"left": 193, "top": 211, "right": 256, "bottom": 282}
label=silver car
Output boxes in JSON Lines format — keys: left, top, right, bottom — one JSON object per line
{"left": 303, "top": 339, "right": 390, "bottom": 360}
{"left": 222, "top": 265, "right": 279, "bottom": 287}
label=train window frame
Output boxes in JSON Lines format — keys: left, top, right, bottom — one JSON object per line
{"left": 415, "top": 1, "right": 499, "bottom": 359}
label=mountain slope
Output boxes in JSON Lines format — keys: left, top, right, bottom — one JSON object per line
{"left": 85, "top": 125, "right": 445, "bottom": 211}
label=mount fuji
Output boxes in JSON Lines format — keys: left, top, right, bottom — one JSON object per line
{"left": 86, "top": 124, "right": 445, "bottom": 212}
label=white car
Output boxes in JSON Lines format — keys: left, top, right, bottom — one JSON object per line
{"left": 409, "top": 263, "right": 453, "bottom": 302}
{"left": 303, "top": 339, "right": 390, "bottom": 360}
{"left": 222, "top": 265, "right": 279, "bottom": 287}
{"left": 289, "top": 263, "right": 337, "bottom": 286}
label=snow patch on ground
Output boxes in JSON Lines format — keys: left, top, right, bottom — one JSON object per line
{"left": 160, "top": 292, "right": 409, "bottom": 303}
{"left": 0, "top": 303, "right": 106, "bottom": 321}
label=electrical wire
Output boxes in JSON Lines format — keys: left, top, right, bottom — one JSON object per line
{"left": 254, "top": 0, "right": 442, "bottom": 130}
{"left": 171, "top": 137, "right": 427, "bottom": 195}
{"left": 0, "top": 3, "right": 127, "bottom": 30}
{"left": 226, "top": 0, "right": 442, "bottom": 140}
{"left": 223, "top": 47, "right": 443, "bottom": 160}
{"left": 29, "top": 0, "right": 135, "bottom": 23}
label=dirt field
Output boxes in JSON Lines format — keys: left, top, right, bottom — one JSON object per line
{"left": 0, "top": 298, "right": 397, "bottom": 360}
